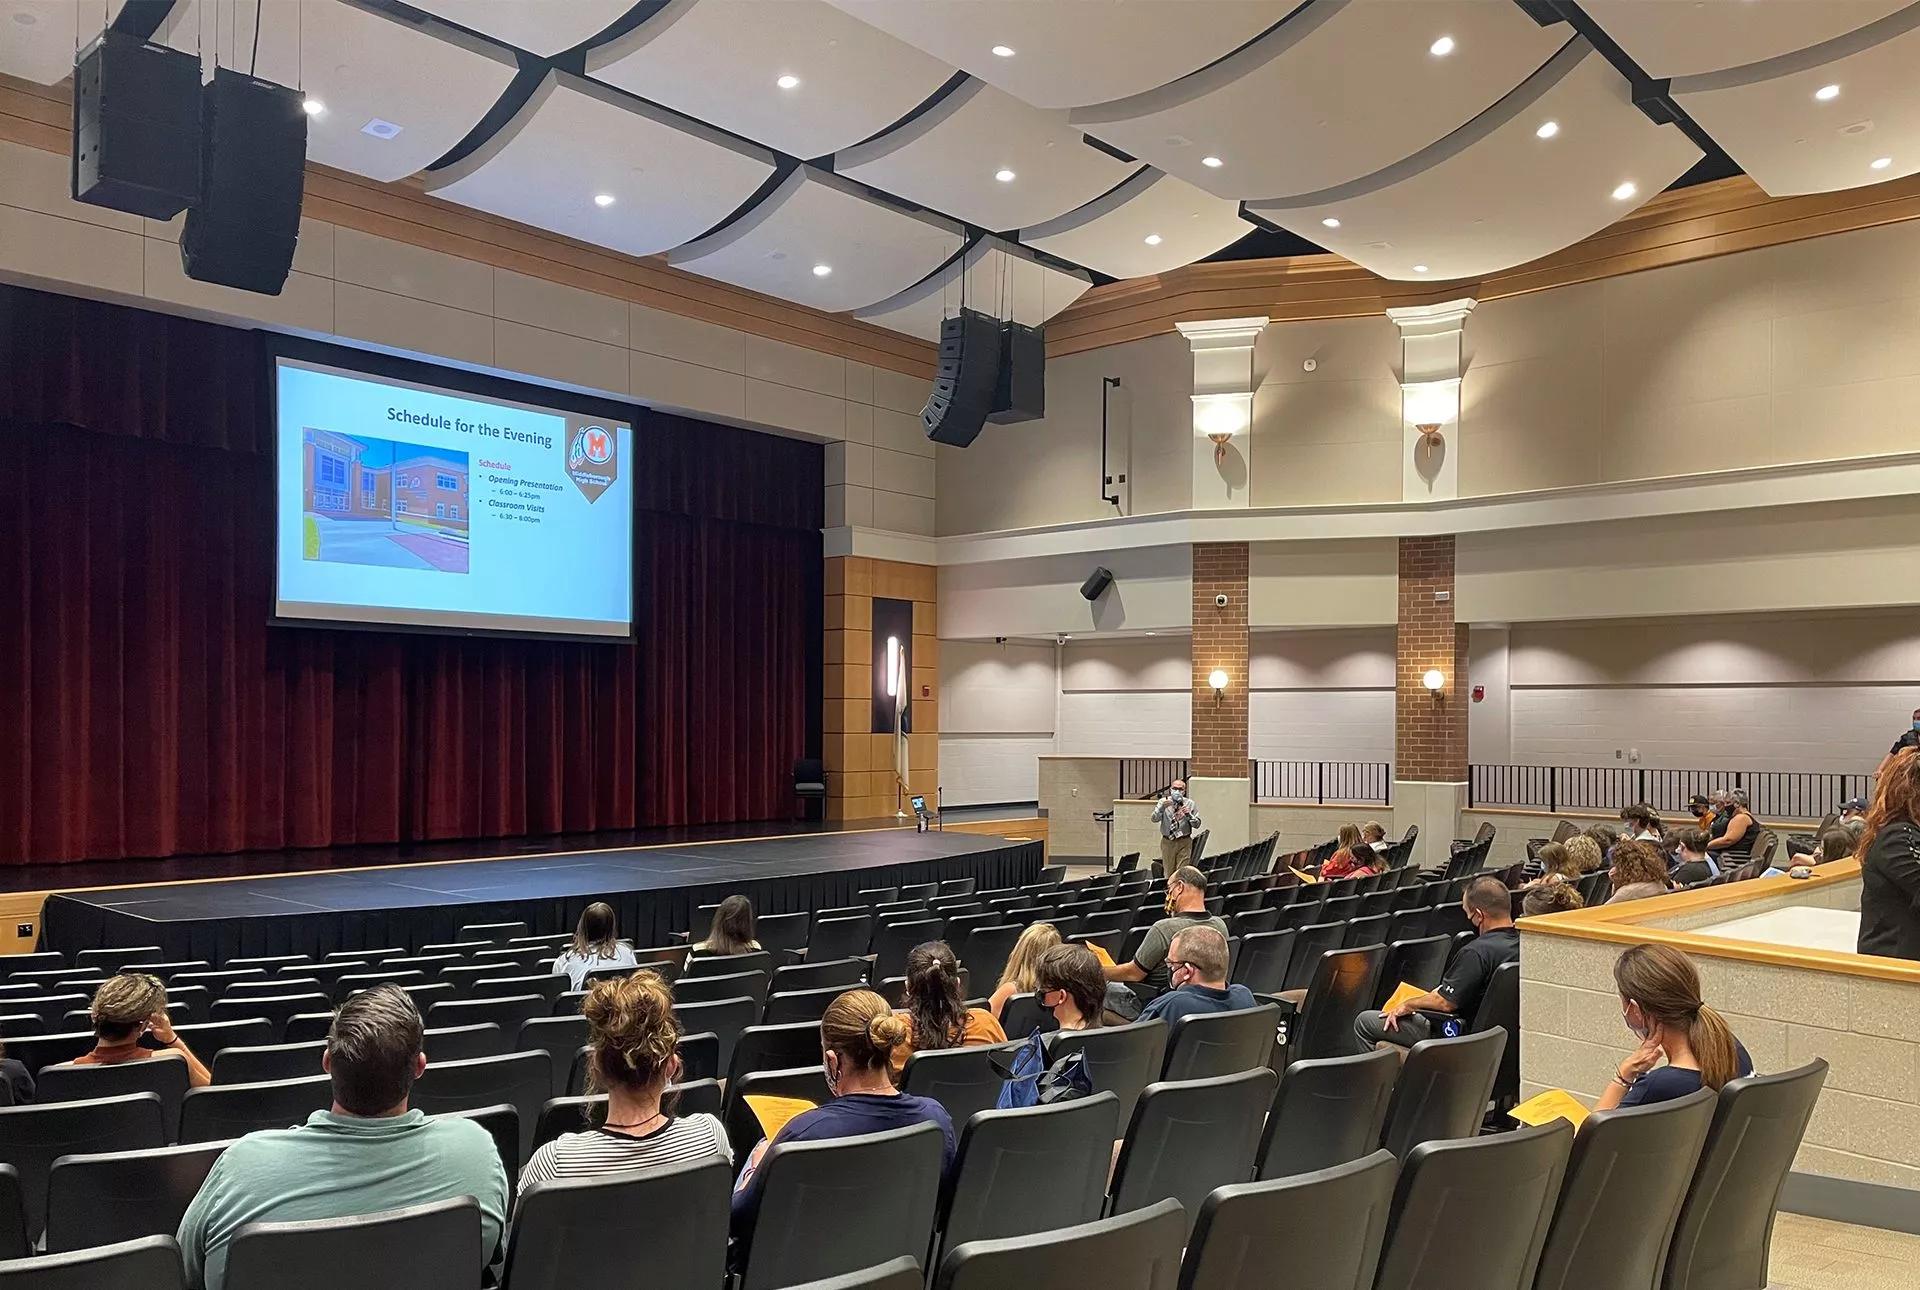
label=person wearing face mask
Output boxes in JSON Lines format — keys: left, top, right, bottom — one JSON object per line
{"left": 1594, "top": 944, "right": 1750, "bottom": 1110}
{"left": 1150, "top": 780, "right": 1203, "bottom": 875}
{"left": 1353, "top": 876, "right": 1517, "bottom": 1054}
{"left": 1033, "top": 944, "right": 1110, "bottom": 1032}
{"left": 1139, "top": 928, "right": 1256, "bottom": 1026}
{"left": 1100, "top": 865, "right": 1228, "bottom": 1020}
{"left": 729, "top": 989, "right": 954, "bottom": 1246}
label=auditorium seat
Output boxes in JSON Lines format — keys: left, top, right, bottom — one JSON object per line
{"left": 0, "top": 953, "right": 66, "bottom": 982}
{"left": 76, "top": 948, "right": 163, "bottom": 973}
{"left": 1047, "top": 1018, "right": 1168, "bottom": 1126}
{"left": 675, "top": 998, "right": 758, "bottom": 1074}
{"left": 223, "top": 977, "right": 325, "bottom": 1000}
{"left": 1231, "top": 930, "right": 1297, "bottom": 995}
{"left": 383, "top": 955, "right": 463, "bottom": 980}
{"left": 9, "top": 997, "right": 87, "bottom": 1028}
{"left": 1372, "top": 936, "right": 1451, "bottom": 1009}
{"left": 951, "top": 926, "right": 1018, "bottom": 994}
{"left": 121, "top": 961, "right": 213, "bottom": 981}
{"left": 673, "top": 971, "right": 769, "bottom": 1008}
{"left": 162, "top": 987, "right": 210, "bottom": 1025}
{"left": 934, "top": 1197, "right": 1183, "bottom": 1290}
{"left": 740, "top": 1122, "right": 945, "bottom": 1290}
{"left": 3, "top": 1032, "right": 97, "bottom": 1075}
{"left": 425, "top": 1023, "right": 508, "bottom": 1062}
{"left": 514, "top": 1016, "right": 588, "bottom": 1098}
{"left": 37, "top": 1060, "right": 190, "bottom": 1142}
{"left": 221, "top": 1195, "right": 481, "bottom": 1290}
{"left": 0, "top": 1092, "right": 167, "bottom": 1240}
{"left": 755, "top": 913, "right": 810, "bottom": 957}
{"left": 1288, "top": 945, "right": 1388, "bottom": 1064}
{"left": 899, "top": 1043, "right": 1024, "bottom": 1130}
{"left": 675, "top": 1032, "right": 720, "bottom": 1084}
{"left": 783, "top": 1256, "right": 922, "bottom": 1290}
{"left": 440, "top": 964, "right": 506, "bottom": 995}
{"left": 472, "top": 947, "right": 550, "bottom": 973}
{"left": 763, "top": 985, "right": 842, "bottom": 1026}
{"left": 1109, "top": 1070, "right": 1274, "bottom": 1235}
{"left": 44, "top": 1139, "right": 229, "bottom": 1253}
{"left": 503, "top": 1155, "right": 729, "bottom": 1290}
{"left": 178, "top": 1075, "right": 331, "bottom": 1144}
{"left": 287, "top": 962, "right": 363, "bottom": 988}
{"left": 225, "top": 955, "right": 310, "bottom": 974}
{"left": 425, "top": 995, "right": 548, "bottom": 1037}
{"left": 934, "top": 1094, "right": 1119, "bottom": 1269}
{"left": 0, "top": 1016, "right": 46, "bottom": 1039}
{"left": 1256, "top": 1048, "right": 1398, "bottom": 1181}
{"left": 997, "top": 993, "right": 1056, "bottom": 1039}
{"left": 0, "top": 1165, "right": 24, "bottom": 1259}
{"left": 769, "top": 958, "right": 868, "bottom": 996}
{"left": 281, "top": 1013, "right": 338, "bottom": 1045}
{"left": 438, "top": 1103, "right": 519, "bottom": 1185}
{"left": 210, "top": 993, "right": 332, "bottom": 1042}
{"left": 410, "top": 1053, "right": 549, "bottom": 1165}
{"left": 332, "top": 972, "right": 424, "bottom": 1002}
{"left": 1341, "top": 913, "right": 1393, "bottom": 949}
{"left": 211, "top": 1041, "right": 324, "bottom": 1085}
{"left": 1160, "top": 1004, "right": 1279, "bottom": 1081}
{"left": 1280, "top": 923, "right": 1347, "bottom": 993}
{"left": 1374, "top": 1119, "right": 1572, "bottom": 1290}
{"left": 171, "top": 969, "right": 270, "bottom": 995}
{"left": 458, "top": 921, "right": 529, "bottom": 944}
{"left": 170, "top": 1019, "right": 273, "bottom": 1058}
{"left": 1381, "top": 1027, "right": 1505, "bottom": 1160}
{"left": 509, "top": 934, "right": 574, "bottom": 951}
{"left": 726, "top": 1021, "right": 826, "bottom": 1091}
{"left": 685, "top": 950, "right": 774, "bottom": 980}
{"left": 471, "top": 974, "right": 565, "bottom": 1006}
{"left": 0, "top": 1234, "right": 187, "bottom": 1290}
{"left": 722, "top": 1067, "right": 831, "bottom": 1161}
{"left": 803, "top": 916, "right": 874, "bottom": 964}
{"left": 855, "top": 888, "right": 899, "bottom": 907}
{"left": 1180, "top": 1152, "right": 1396, "bottom": 1290}
{"left": 324, "top": 948, "right": 405, "bottom": 963}
{"left": 418, "top": 941, "right": 491, "bottom": 957}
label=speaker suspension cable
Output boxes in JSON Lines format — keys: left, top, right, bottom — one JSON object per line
{"left": 250, "top": 0, "right": 261, "bottom": 75}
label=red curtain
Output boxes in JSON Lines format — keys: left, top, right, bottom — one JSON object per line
{"left": 0, "top": 286, "right": 822, "bottom": 865}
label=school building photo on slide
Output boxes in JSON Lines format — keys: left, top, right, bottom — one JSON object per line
{"left": 301, "top": 429, "right": 471, "bottom": 574}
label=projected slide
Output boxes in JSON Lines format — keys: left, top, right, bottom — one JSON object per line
{"left": 274, "top": 356, "right": 633, "bottom": 638}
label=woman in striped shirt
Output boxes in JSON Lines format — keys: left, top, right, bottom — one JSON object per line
{"left": 519, "top": 971, "right": 730, "bottom": 1189}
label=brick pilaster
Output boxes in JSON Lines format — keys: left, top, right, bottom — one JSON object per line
{"left": 1396, "top": 535, "right": 1469, "bottom": 781}
{"left": 1191, "top": 542, "right": 1249, "bottom": 777}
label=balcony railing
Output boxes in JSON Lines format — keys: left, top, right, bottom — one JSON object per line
{"left": 1252, "top": 760, "right": 1393, "bottom": 806}
{"left": 1119, "top": 757, "right": 1189, "bottom": 800}
{"left": 1468, "top": 763, "right": 1872, "bottom": 822}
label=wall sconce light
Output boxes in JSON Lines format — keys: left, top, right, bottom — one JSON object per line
{"left": 1422, "top": 668, "right": 1446, "bottom": 695}
{"left": 1402, "top": 379, "right": 1460, "bottom": 447}
{"left": 1192, "top": 392, "right": 1251, "bottom": 465}
{"left": 1208, "top": 668, "right": 1230, "bottom": 701}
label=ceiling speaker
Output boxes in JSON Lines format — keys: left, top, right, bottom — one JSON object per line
{"left": 1080, "top": 567, "right": 1113, "bottom": 601}
{"left": 182, "top": 69, "right": 307, "bottom": 295}
{"left": 923, "top": 308, "right": 1002, "bottom": 449}
{"left": 71, "top": 29, "right": 201, "bottom": 220}
{"left": 989, "top": 321, "right": 1044, "bottom": 424}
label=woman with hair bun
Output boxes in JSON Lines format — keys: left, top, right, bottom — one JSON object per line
{"left": 730, "top": 989, "right": 955, "bottom": 1235}
{"left": 1594, "top": 944, "right": 1751, "bottom": 1110}
{"left": 889, "top": 941, "right": 1005, "bottom": 1077}
{"left": 518, "top": 972, "right": 729, "bottom": 1188}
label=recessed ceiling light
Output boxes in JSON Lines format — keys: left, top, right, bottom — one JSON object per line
{"left": 1201, "top": 155, "right": 1223, "bottom": 168}
{"left": 1321, "top": 217, "right": 1341, "bottom": 229}
{"left": 1143, "top": 233, "right": 1163, "bottom": 246}
{"left": 302, "top": 98, "right": 325, "bottom": 116}
{"left": 360, "top": 118, "right": 402, "bottom": 139}
{"left": 1429, "top": 35, "right": 1455, "bottom": 56}
{"left": 1814, "top": 83, "right": 1840, "bottom": 101}
{"left": 1535, "top": 120, "right": 1559, "bottom": 139}
{"left": 593, "top": 193, "right": 616, "bottom": 208}
{"left": 1612, "top": 181, "right": 1638, "bottom": 201}
{"left": 1871, "top": 156, "right": 1893, "bottom": 169}
{"left": 991, "top": 44, "right": 1015, "bottom": 57}
{"left": 776, "top": 74, "right": 800, "bottom": 90}
{"left": 811, "top": 263, "right": 832, "bottom": 277}
{"left": 994, "top": 168, "right": 1016, "bottom": 182}
{"left": 1412, "top": 264, "right": 1429, "bottom": 274}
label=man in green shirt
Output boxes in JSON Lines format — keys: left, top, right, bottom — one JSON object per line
{"left": 177, "top": 984, "right": 508, "bottom": 1290}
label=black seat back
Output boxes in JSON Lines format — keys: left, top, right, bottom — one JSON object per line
{"left": 1381, "top": 1027, "right": 1505, "bottom": 1159}
{"left": 1374, "top": 1119, "right": 1572, "bottom": 1290}
{"left": 1467, "top": 962, "right": 1521, "bottom": 1110}
{"left": 770, "top": 958, "right": 868, "bottom": 995}
{"left": 425, "top": 1023, "right": 507, "bottom": 1062}
{"left": 425, "top": 995, "right": 548, "bottom": 1037}
{"left": 514, "top": 1016, "right": 588, "bottom": 1098}
{"left": 997, "top": 993, "right": 1055, "bottom": 1039}
{"left": 0, "top": 1233, "right": 187, "bottom": 1289}
{"left": 954, "top": 926, "right": 1019, "bottom": 995}
{"left": 1179, "top": 1150, "right": 1396, "bottom": 1290}
{"left": 673, "top": 971, "right": 769, "bottom": 1008}
{"left": 410, "top": 1052, "right": 550, "bottom": 1167}
{"left": 722, "top": 1066, "right": 831, "bottom": 1160}
{"left": 178, "top": 1075, "right": 331, "bottom": 1144}
{"left": 504, "top": 1154, "right": 729, "bottom": 1290}
{"left": 1257, "top": 1048, "right": 1398, "bottom": 1180}
{"left": 1293, "top": 945, "right": 1386, "bottom": 1062}
{"left": 674, "top": 997, "right": 759, "bottom": 1076}
{"left": 1371, "top": 936, "right": 1450, "bottom": 1009}
{"left": 726, "top": 1021, "right": 824, "bottom": 1088}
{"left": 764, "top": 986, "right": 842, "bottom": 1026}
{"left": 1110, "top": 1069, "right": 1275, "bottom": 1235}
{"left": 806, "top": 917, "right": 874, "bottom": 963}
{"left": 1280, "top": 923, "right": 1345, "bottom": 992}
{"left": 37, "top": 1059, "right": 190, "bottom": 1139}
{"left": 1047, "top": 1018, "right": 1168, "bottom": 1126}
{"left": 898, "top": 1042, "right": 1024, "bottom": 1130}
{"left": 222, "top": 1195, "right": 482, "bottom": 1290}
{"left": 1230, "top": 930, "right": 1296, "bottom": 994}
{"left": 45, "top": 1139, "right": 229, "bottom": 1253}
{"left": 1161, "top": 1004, "right": 1278, "bottom": 1081}
{"left": 935, "top": 1197, "right": 1184, "bottom": 1290}
{"left": 936, "top": 1093, "right": 1120, "bottom": 1266}
{"left": 0, "top": 1092, "right": 166, "bottom": 1239}
{"left": 210, "top": 1042, "right": 326, "bottom": 1085}
{"left": 685, "top": 950, "right": 774, "bottom": 980}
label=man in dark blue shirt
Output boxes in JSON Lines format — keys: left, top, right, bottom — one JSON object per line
{"left": 1140, "top": 927, "right": 1257, "bottom": 1026}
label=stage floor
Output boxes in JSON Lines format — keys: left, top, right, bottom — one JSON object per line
{"left": 42, "top": 827, "right": 1044, "bottom": 964}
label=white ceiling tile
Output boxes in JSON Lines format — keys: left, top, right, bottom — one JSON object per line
{"left": 854, "top": 236, "right": 1092, "bottom": 338}
{"left": 424, "top": 70, "right": 776, "bottom": 258}
{"left": 836, "top": 79, "right": 1139, "bottom": 229}
{"left": 825, "top": 0, "right": 1298, "bottom": 109}
{"left": 1672, "top": 7, "right": 1920, "bottom": 196}
{"left": 1249, "top": 40, "right": 1701, "bottom": 281}
{"left": 1019, "top": 168, "right": 1250, "bottom": 279}
{"left": 1584, "top": 0, "right": 1909, "bottom": 78}
{"left": 2, "top": 1, "right": 87, "bottom": 84}
{"left": 670, "top": 166, "right": 965, "bottom": 311}
{"left": 586, "top": 0, "right": 952, "bottom": 160}
{"left": 1073, "top": 1, "right": 1566, "bottom": 201}
{"left": 406, "top": 0, "right": 636, "bottom": 57}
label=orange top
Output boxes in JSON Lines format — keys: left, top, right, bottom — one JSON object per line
{"left": 888, "top": 1007, "right": 1008, "bottom": 1079}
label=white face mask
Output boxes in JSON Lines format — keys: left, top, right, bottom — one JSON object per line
{"left": 1170, "top": 789, "right": 1183, "bottom": 802}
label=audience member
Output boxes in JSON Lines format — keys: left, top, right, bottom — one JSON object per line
{"left": 1668, "top": 829, "right": 1719, "bottom": 886}
{"left": 0, "top": 1042, "right": 32, "bottom": 1104}
{"left": 1319, "top": 825, "right": 1377, "bottom": 880}
{"left": 1842, "top": 815, "right": 1868, "bottom": 848}
{"left": 1522, "top": 883, "right": 1586, "bottom": 917}
{"left": 1034, "top": 944, "right": 1108, "bottom": 1031}
{"left": 1564, "top": 834, "right": 1605, "bottom": 875}
{"left": 730, "top": 990, "right": 955, "bottom": 1245}
{"left": 1707, "top": 790, "right": 1757, "bottom": 858}
{"left": 1522, "top": 841, "right": 1580, "bottom": 889}
{"left": 692, "top": 894, "right": 760, "bottom": 956}
{"left": 989, "top": 922, "right": 1062, "bottom": 1020}
{"left": 74, "top": 973, "right": 211, "bottom": 1087}
{"left": 1362, "top": 821, "right": 1391, "bottom": 854}
{"left": 1585, "top": 823, "right": 1621, "bottom": 859}
{"left": 177, "top": 985, "right": 508, "bottom": 1290}
{"left": 519, "top": 972, "right": 729, "bottom": 1187}
{"left": 889, "top": 942, "right": 1006, "bottom": 1077}
{"left": 1816, "top": 828, "right": 1856, "bottom": 865}
{"left": 1605, "top": 841, "right": 1674, "bottom": 904}
{"left": 1687, "top": 794, "right": 1715, "bottom": 833}
{"left": 1150, "top": 779, "right": 1203, "bottom": 873}
{"left": 1140, "top": 927, "right": 1256, "bottom": 1026}
{"left": 1354, "top": 876, "right": 1517, "bottom": 1052}
{"left": 1840, "top": 795, "right": 1869, "bottom": 826}
{"left": 1100, "top": 865, "right": 1228, "bottom": 1017}
{"left": 551, "top": 902, "right": 638, "bottom": 990}
{"left": 1619, "top": 804, "right": 1663, "bottom": 843}
{"left": 1594, "top": 944, "right": 1750, "bottom": 1110}
{"left": 1857, "top": 751, "right": 1920, "bottom": 961}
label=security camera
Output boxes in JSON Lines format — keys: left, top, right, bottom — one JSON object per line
{"left": 1214, "top": 593, "right": 1229, "bottom": 608}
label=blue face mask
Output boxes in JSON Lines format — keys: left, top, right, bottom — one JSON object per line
{"left": 1169, "top": 790, "right": 1183, "bottom": 802}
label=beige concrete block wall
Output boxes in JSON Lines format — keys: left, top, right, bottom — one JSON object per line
{"left": 1038, "top": 757, "right": 1122, "bottom": 859}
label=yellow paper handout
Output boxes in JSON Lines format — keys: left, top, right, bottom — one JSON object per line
{"left": 1509, "top": 1088, "right": 1591, "bottom": 1130}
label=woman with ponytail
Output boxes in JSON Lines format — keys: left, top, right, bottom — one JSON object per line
{"left": 889, "top": 941, "right": 1006, "bottom": 1078}
{"left": 731, "top": 989, "right": 957, "bottom": 1239}
{"left": 1595, "top": 943, "right": 1751, "bottom": 1110}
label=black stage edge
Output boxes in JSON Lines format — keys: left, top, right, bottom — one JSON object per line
{"left": 43, "top": 830, "right": 1043, "bottom": 965}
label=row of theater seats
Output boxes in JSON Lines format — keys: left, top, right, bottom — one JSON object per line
{"left": 0, "top": 1049, "right": 1830, "bottom": 1290}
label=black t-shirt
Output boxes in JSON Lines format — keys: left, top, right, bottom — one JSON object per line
{"left": 1891, "top": 729, "right": 1919, "bottom": 756}
{"left": 1435, "top": 927, "right": 1519, "bottom": 1020}
{"left": 1859, "top": 820, "right": 1920, "bottom": 961}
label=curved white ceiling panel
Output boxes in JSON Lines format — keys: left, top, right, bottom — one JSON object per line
{"left": 1019, "top": 168, "right": 1250, "bottom": 279}
{"left": 406, "top": 0, "right": 636, "bottom": 57}
{"left": 670, "top": 166, "right": 965, "bottom": 311}
{"left": 585, "top": 0, "right": 952, "bottom": 160}
{"left": 1670, "top": 6, "right": 1920, "bottom": 196}
{"left": 424, "top": 71, "right": 776, "bottom": 258}
{"left": 835, "top": 79, "right": 1140, "bottom": 230}
{"left": 854, "top": 237, "right": 1092, "bottom": 339}
{"left": 824, "top": 0, "right": 1297, "bottom": 109}
{"left": 155, "top": 0, "right": 518, "bottom": 183}
{"left": 1, "top": 1, "right": 102, "bottom": 85}
{"left": 1582, "top": 0, "right": 1910, "bottom": 78}
{"left": 1248, "top": 40, "right": 1700, "bottom": 281}
{"left": 1072, "top": 0, "right": 1565, "bottom": 201}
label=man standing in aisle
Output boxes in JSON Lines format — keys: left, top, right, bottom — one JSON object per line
{"left": 1151, "top": 779, "right": 1202, "bottom": 875}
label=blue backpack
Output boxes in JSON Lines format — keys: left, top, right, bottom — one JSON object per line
{"left": 992, "top": 1028, "right": 1093, "bottom": 1109}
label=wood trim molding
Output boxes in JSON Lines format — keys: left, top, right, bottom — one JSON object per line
{"left": 1049, "top": 171, "right": 1920, "bottom": 355}
{"left": 0, "top": 74, "right": 935, "bottom": 378}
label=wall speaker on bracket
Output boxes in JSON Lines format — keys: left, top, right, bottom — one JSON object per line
{"left": 1080, "top": 567, "right": 1114, "bottom": 601}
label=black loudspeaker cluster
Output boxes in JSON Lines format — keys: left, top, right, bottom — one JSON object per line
{"left": 922, "top": 309, "right": 1047, "bottom": 448}
{"left": 72, "top": 33, "right": 307, "bottom": 295}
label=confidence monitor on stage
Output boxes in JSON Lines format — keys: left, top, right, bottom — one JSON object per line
{"left": 272, "top": 347, "right": 634, "bottom": 639}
